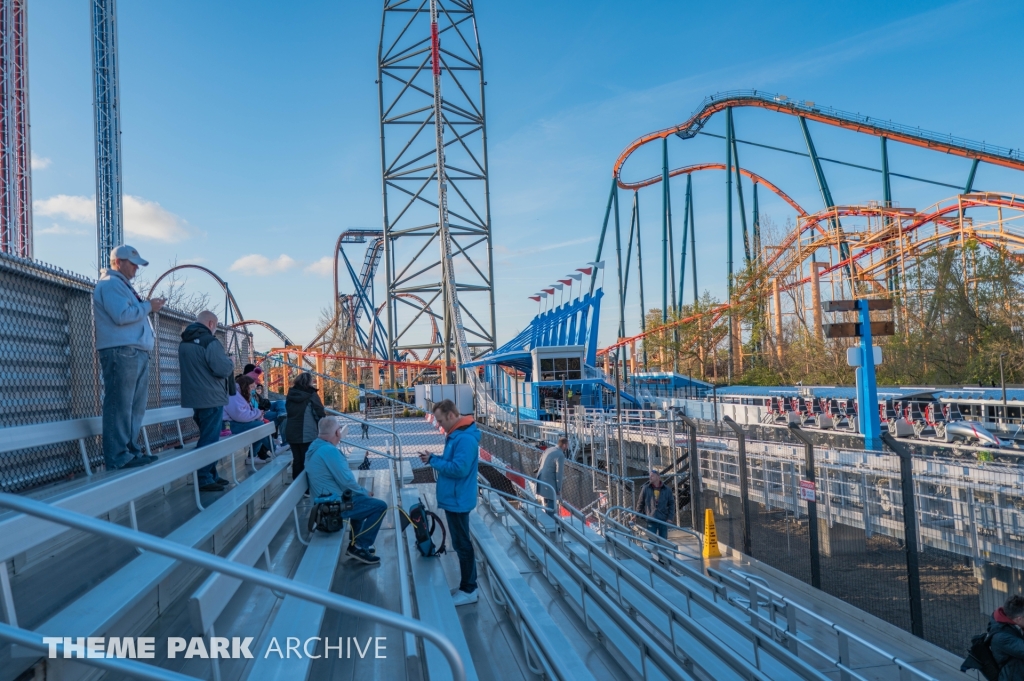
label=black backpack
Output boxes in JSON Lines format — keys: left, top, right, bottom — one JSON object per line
{"left": 962, "top": 632, "right": 1001, "bottom": 681}
{"left": 401, "top": 502, "right": 446, "bottom": 557}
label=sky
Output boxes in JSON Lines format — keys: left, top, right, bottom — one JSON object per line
{"left": 26, "top": 0, "right": 1024, "bottom": 353}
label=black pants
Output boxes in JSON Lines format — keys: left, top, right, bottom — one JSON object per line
{"left": 289, "top": 441, "right": 311, "bottom": 480}
{"left": 444, "top": 510, "right": 476, "bottom": 594}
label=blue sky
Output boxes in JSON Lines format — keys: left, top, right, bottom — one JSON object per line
{"left": 27, "top": 0, "right": 1024, "bottom": 352}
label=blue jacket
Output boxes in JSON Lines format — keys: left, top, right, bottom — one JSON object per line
{"left": 304, "top": 438, "right": 368, "bottom": 500}
{"left": 429, "top": 417, "right": 480, "bottom": 513}
{"left": 93, "top": 269, "right": 154, "bottom": 352}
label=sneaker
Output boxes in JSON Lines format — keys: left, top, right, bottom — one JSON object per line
{"left": 120, "top": 456, "right": 150, "bottom": 469}
{"left": 199, "top": 482, "right": 226, "bottom": 492}
{"left": 346, "top": 546, "right": 381, "bottom": 565}
{"left": 451, "top": 590, "right": 478, "bottom": 607}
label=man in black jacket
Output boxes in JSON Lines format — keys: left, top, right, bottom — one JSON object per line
{"left": 178, "top": 311, "right": 235, "bottom": 492}
{"left": 991, "top": 595, "right": 1024, "bottom": 680}
{"left": 636, "top": 470, "right": 675, "bottom": 540}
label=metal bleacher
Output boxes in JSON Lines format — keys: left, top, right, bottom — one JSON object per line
{"left": 0, "top": 407, "right": 965, "bottom": 681}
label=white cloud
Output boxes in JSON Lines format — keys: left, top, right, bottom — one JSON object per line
{"left": 230, "top": 253, "right": 298, "bottom": 275}
{"left": 37, "top": 223, "right": 88, "bottom": 236}
{"left": 31, "top": 152, "right": 51, "bottom": 170}
{"left": 33, "top": 193, "right": 191, "bottom": 243}
{"left": 34, "top": 194, "right": 94, "bottom": 223}
{"left": 304, "top": 256, "right": 334, "bottom": 276}
{"left": 123, "top": 195, "right": 190, "bottom": 242}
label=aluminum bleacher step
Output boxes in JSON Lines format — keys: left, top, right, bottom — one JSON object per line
{"left": 17, "top": 454, "right": 291, "bottom": 662}
{"left": 400, "top": 488, "right": 479, "bottom": 681}
{"left": 189, "top": 472, "right": 309, "bottom": 637}
{"left": 468, "top": 510, "right": 594, "bottom": 681}
{"left": 243, "top": 520, "right": 348, "bottom": 681}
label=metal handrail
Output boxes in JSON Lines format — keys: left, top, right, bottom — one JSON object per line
{"left": 493, "top": 494, "right": 691, "bottom": 680}
{"left": 326, "top": 407, "right": 405, "bottom": 463}
{"left": 556, "top": 517, "right": 826, "bottom": 680}
{"left": 602, "top": 505, "right": 701, "bottom": 540}
{"left": 485, "top": 458, "right": 559, "bottom": 500}
{"left": 0, "top": 622, "right": 196, "bottom": 681}
{"left": 0, "top": 492, "right": 467, "bottom": 681}
{"left": 717, "top": 567, "right": 938, "bottom": 681}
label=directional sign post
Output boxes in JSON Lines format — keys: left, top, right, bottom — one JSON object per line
{"left": 822, "top": 298, "right": 893, "bottom": 450}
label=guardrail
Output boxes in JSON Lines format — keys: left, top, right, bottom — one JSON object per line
{"left": 0, "top": 492, "right": 468, "bottom": 681}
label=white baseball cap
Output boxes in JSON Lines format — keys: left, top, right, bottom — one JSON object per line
{"left": 110, "top": 244, "right": 149, "bottom": 267}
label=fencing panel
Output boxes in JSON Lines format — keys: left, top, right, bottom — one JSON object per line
{"left": 0, "top": 253, "right": 254, "bottom": 493}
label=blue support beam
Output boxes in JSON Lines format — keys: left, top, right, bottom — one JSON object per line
{"left": 92, "top": 0, "right": 123, "bottom": 272}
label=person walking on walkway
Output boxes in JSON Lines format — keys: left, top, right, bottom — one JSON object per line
{"left": 636, "top": 470, "right": 675, "bottom": 540}
{"left": 990, "top": 595, "right": 1024, "bottom": 680}
{"left": 419, "top": 399, "right": 480, "bottom": 606}
{"left": 537, "top": 437, "right": 567, "bottom": 516}
{"left": 285, "top": 371, "right": 325, "bottom": 482}
{"left": 361, "top": 421, "right": 370, "bottom": 439}
{"left": 305, "top": 417, "right": 387, "bottom": 565}
{"left": 93, "top": 245, "right": 165, "bottom": 470}
{"left": 179, "top": 311, "right": 235, "bottom": 492}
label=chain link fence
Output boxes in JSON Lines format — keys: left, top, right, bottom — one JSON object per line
{"left": 0, "top": 252, "right": 252, "bottom": 493}
{"left": 696, "top": 427, "right": 1013, "bottom": 655}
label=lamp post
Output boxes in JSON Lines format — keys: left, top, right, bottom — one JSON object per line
{"left": 1000, "top": 353, "right": 1008, "bottom": 425}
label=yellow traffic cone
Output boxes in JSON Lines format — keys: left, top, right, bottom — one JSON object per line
{"left": 702, "top": 508, "right": 722, "bottom": 558}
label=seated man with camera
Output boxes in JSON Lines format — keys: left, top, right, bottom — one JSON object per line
{"left": 304, "top": 416, "right": 387, "bottom": 565}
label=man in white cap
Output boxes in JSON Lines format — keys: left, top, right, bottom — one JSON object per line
{"left": 93, "top": 245, "right": 166, "bottom": 470}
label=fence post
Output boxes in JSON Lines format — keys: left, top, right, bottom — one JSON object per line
{"left": 787, "top": 424, "right": 821, "bottom": 589}
{"left": 680, "top": 414, "right": 702, "bottom": 531}
{"left": 882, "top": 432, "right": 924, "bottom": 638}
{"left": 668, "top": 417, "right": 679, "bottom": 527}
{"left": 722, "top": 416, "right": 752, "bottom": 555}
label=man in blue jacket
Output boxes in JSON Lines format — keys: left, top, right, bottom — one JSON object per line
{"left": 93, "top": 245, "right": 165, "bottom": 470}
{"left": 419, "top": 399, "right": 480, "bottom": 606}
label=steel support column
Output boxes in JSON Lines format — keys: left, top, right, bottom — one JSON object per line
{"left": 725, "top": 108, "right": 734, "bottom": 381}
{"left": 92, "top": 0, "right": 123, "bottom": 272}
{"left": 0, "top": 0, "right": 32, "bottom": 259}
{"left": 799, "top": 116, "right": 852, "bottom": 290}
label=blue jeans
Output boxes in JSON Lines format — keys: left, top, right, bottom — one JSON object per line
{"left": 98, "top": 346, "right": 150, "bottom": 470}
{"left": 344, "top": 495, "right": 388, "bottom": 550}
{"left": 264, "top": 401, "right": 286, "bottom": 437}
{"left": 648, "top": 519, "right": 669, "bottom": 539}
{"left": 193, "top": 407, "right": 223, "bottom": 485}
{"left": 228, "top": 418, "right": 274, "bottom": 456}
{"left": 445, "top": 510, "right": 477, "bottom": 593}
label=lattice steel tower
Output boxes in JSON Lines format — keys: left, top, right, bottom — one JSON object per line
{"left": 378, "top": 0, "right": 495, "bottom": 368}
{"left": 92, "top": 0, "right": 123, "bottom": 272}
{"left": 0, "top": 0, "right": 33, "bottom": 259}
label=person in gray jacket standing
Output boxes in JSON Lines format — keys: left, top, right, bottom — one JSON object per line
{"left": 93, "top": 245, "right": 165, "bottom": 470}
{"left": 537, "top": 437, "right": 567, "bottom": 516}
{"left": 178, "top": 310, "right": 235, "bottom": 491}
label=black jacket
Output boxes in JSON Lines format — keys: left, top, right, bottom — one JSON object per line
{"left": 285, "top": 385, "right": 326, "bottom": 444}
{"left": 636, "top": 481, "right": 675, "bottom": 522}
{"left": 990, "top": 613, "right": 1024, "bottom": 681}
{"left": 177, "top": 323, "right": 235, "bottom": 409}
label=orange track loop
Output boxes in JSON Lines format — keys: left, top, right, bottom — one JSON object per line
{"left": 613, "top": 95, "right": 1024, "bottom": 184}
{"left": 260, "top": 348, "right": 453, "bottom": 372}
{"left": 623, "top": 163, "right": 807, "bottom": 216}
{"left": 598, "top": 193, "right": 1024, "bottom": 355}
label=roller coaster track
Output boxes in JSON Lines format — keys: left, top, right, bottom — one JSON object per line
{"left": 600, "top": 192, "right": 1024, "bottom": 355}
{"left": 613, "top": 90, "right": 1024, "bottom": 186}
{"left": 146, "top": 263, "right": 245, "bottom": 323}
{"left": 229, "top": 320, "right": 295, "bottom": 347}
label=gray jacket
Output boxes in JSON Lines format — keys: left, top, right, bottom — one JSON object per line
{"left": 637, "top": 481, "right": 675, "bottom": 522}
{"left": 536, "top": 446, "right": 565, "bottom": 501}
{"left": 178, "top": 322, "right": 235, "bottom": 409}
{"left": 93, "top": 269, "right": 155, "bottom": 352}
